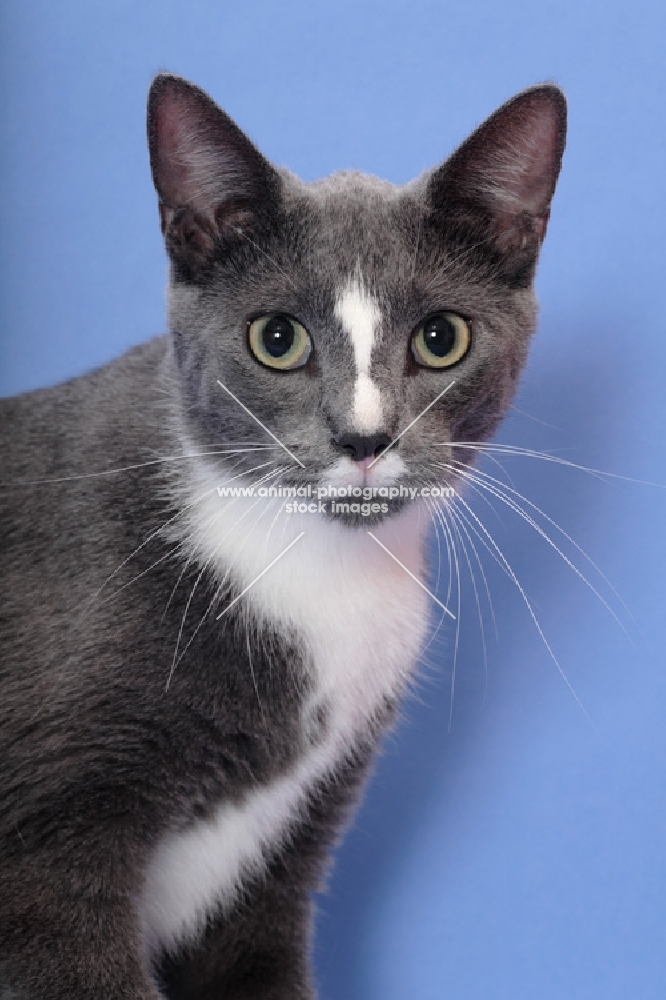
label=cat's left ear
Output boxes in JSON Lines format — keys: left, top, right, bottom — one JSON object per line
{"left": 147, "top": 74, "right": 280, "bottom": 270}
{"left": 428, "top": 85, "right": 566, "bottom": 283}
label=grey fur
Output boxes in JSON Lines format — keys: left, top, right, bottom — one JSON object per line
{"left": 0, "top": 75, "right": 565, "bottom": 997}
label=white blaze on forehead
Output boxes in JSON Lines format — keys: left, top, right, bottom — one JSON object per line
{"left": 334, "top": 277, "right": 384, "bottom": 433}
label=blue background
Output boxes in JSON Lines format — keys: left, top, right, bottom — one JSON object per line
{"left": 2, "top": 2, "right": 665, "bottom": 997}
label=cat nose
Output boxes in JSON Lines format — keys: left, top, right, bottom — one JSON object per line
{"left": 333, "top": 433, "right": 392, "bottom": 463}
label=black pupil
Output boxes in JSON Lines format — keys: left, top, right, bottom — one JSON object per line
{"left": 262, "top": 316, "right": 295, "bottom": 358}
{"left": 423, "top": 315, "right": 457, "bottom": 357}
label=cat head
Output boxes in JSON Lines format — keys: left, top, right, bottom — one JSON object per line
{"left": 147, "top": 74, "right": 565, "bottom": 526}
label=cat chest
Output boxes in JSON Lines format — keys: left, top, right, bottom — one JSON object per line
{"left": 138, "top": 526, "right": 429, "bottom": 958}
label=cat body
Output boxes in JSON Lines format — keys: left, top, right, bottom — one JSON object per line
{"left": 0, "top": 76, "right": 565, "bottom": 997}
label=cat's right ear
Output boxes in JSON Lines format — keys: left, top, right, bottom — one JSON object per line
{"left": 147, "top": 74, "right": 280, "bottom": 273}
{"left": 427, "top": 85, "right": 567, "bottom": 285}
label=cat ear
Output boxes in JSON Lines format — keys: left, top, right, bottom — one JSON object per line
{"left": 428, "top": 85, "right": 566, "bottom": 281}
{"left": 147, "top": 74, "right": 280, "bottom": 268}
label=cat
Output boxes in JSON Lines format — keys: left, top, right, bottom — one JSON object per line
{"left": 0, "top": 74, "right": 565, "bottom": 998}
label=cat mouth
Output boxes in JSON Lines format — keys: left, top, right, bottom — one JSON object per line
{"left": 322, "top": 496, "right": 411, "bottom": 527}
{"left": 276, "top": 480, "right": 412, "bottom": 526}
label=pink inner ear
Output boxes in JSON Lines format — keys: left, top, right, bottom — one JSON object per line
{"left": 153, "top": 98, "right": 195, "bottom": 208}
{"left": 485, "top": 111, "right": 559, "bottom": 251}
{"left": 471, "top": 94, "right": 564, "bottom": 221}
{"left": 151, "top": 85, "right": 243, "bottom": 221}
{"left": 494, "top": 108, "right": 562, "bottom": 215}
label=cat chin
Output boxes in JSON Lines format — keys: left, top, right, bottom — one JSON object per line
{"left": 312, "top": 450, "right": 413, "bottom": 525}
{"left": 322, "top": 498, "right": 411, "bottom": 528}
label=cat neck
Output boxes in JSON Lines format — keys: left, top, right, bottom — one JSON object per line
{"left": 169, "top": 435, "right": 432, "bottom": 729}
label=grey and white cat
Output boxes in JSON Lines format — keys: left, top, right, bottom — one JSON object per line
{"left": 0, "top": 75, "right": 565, "bottom": 998}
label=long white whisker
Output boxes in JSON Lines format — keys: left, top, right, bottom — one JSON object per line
{"left": 89, "top": 546, "right": 181, "bottom": 611}
{"left": 81, "top": 457, "right": 279, "bottom": 618}
{"left": 159, "top": 457, "right": 258, "bottom": 623}
{"left": 444, "top": 497, "right": 490, "bottom": 700}
{"left": 159, "top": 463, "right": 262, "bottom": 624}
{"left": 245, "top": 610, "right": 266, "bottom": 727}
{"left": 429, "top": 495, "right": 443, "bottom": 595}
{"left": 419, "top": 500, "right": 449, "bottom": 654}
{"left": 453, "top": 492, "right": 594, "bottom": 725}
{"left": 432, "top": 460, "right": 508, "bottom": 530}
{"left": 167, "top": 465, "right": 287, "bottom": 687}
{"left": 367, "top": 380, "right": 456, "bottom": 470}
{"left": 215, "top": 531, "right": 306, "bottom": 623}
{"left": 433, "top": 500, "right": 461, "bottom": 731}
{"left": 444, "top": 457, "right": 632, "bottom": 629}
{"left": 168, "top": 465, "right": 290, "bottom": 680}
{"left": 216, "top": 380, "right": 306, "bottom": 469}
{"left": 366, "top": 532, "right": 455, "bottom": 620}
{"left": 508, "top": 404, "right": 563, "bottom": 430}
{"left": 0, "top": 447, "right": 282, "bottom": 488}
{"left": 447, "top": 496, "right": 498, "bottom": 643}
{"left": 442, "top": 477, "right": 516, "bottom": 584}
{"left": 221, "top": 221, "right": 299, "bottom": 291}
{"left": 441, "top": 441, "right": 666, "bottom": 489}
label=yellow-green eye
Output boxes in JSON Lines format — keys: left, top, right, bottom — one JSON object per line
{"left": 247, "top": 314, "right": 311, "bottom": 371}
{"left": 411, "top": 312, "right": 471, "bottom": 368}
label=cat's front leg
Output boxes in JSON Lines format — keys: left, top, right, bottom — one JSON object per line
{"left": 156, "top": 873, "right": 315, "bottom": 1000}
{"left": 0, "top": 858, "right": 163, "bottom": 1000}
{"left": 0, "top": 944, "right": 163, "bottom": 1000}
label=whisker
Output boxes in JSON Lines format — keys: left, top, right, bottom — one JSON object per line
{"left": 425, "top": 496, "right": 461, "bottom": 731}
{"left": 170, "top": 463, "right": 287, "bottom": 647}
{"left": 444, "top": 457, "right": 632, "bottom": 629}
{"left": 260, "top": 493, "right": 290, "bottom": 566}
{"left": 80, "top": 458, "right": 280, "bottom": 619}
{"left": 429, "top": 495, "right": 444, "bottom": 595}
{"left": 159, "top": 476, "right": 255, "bottom": 624}
{"left": 246, "top": 611, "right": 266, "bottom": 727}
{"left": 467, "top": 448, "right": 517, "bottom": 486}
{"left": 0, "top": 447, "right": 282, "bottom": 488}
{"left": 419, "top": 499, "right": 448, "bottom": 654}
{"left": 447, "top": 496, "right": 498, "bottom": 643}
{"left": 508, "top": 404, "right": 564, "bottom": 430}
{"left": 440, "top": 441, "right": 666, "bottom": 489}
{"left": 452, "top": 492, "right": 594, "bottom": 725}
{"left": 431, "top": 459, "right": 508, "bottom": 531}
{"left": 446, "top": 505, "right": 462, "bottom": 732}
{"left": 86, "top": 546, "right": 181, "bottom": 612}
{"left": 444, "top": 497, "right": 490, "bottom": 700}
{"left": 159, "top": 455, "right": 259, "bottom": 622}
{"left": 441, "top": 479, "right": 516, "bottom": 584}
{"left": 168, "top": 487, "right": 289, "bottom": 689}
{"left": 222, "top": 221, "right": 298, "bottom": 291}
{"left": 166, "top": 466, "right": 288, "bottom": 688}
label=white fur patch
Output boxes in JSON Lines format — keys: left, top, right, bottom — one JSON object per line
{"left": 334, "top": 277, "right": 384, "bottom": 433}
{"left": 138, "top": 453, "right": 429, "bottom": 957}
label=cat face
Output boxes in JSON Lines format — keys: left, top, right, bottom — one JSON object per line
{"left": 148, "top": 76, "right": 565, "bottom": 525}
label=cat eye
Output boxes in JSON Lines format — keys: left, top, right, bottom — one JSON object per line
{"left": 247, "top": 314, "right": 312, "bottom": 371}
{"left": 411, "top": 312, "right": 471, "bottom": 369}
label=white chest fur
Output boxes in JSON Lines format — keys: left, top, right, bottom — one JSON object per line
{"left": 138, "top": 458, "right": 430, "bottom": 957}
